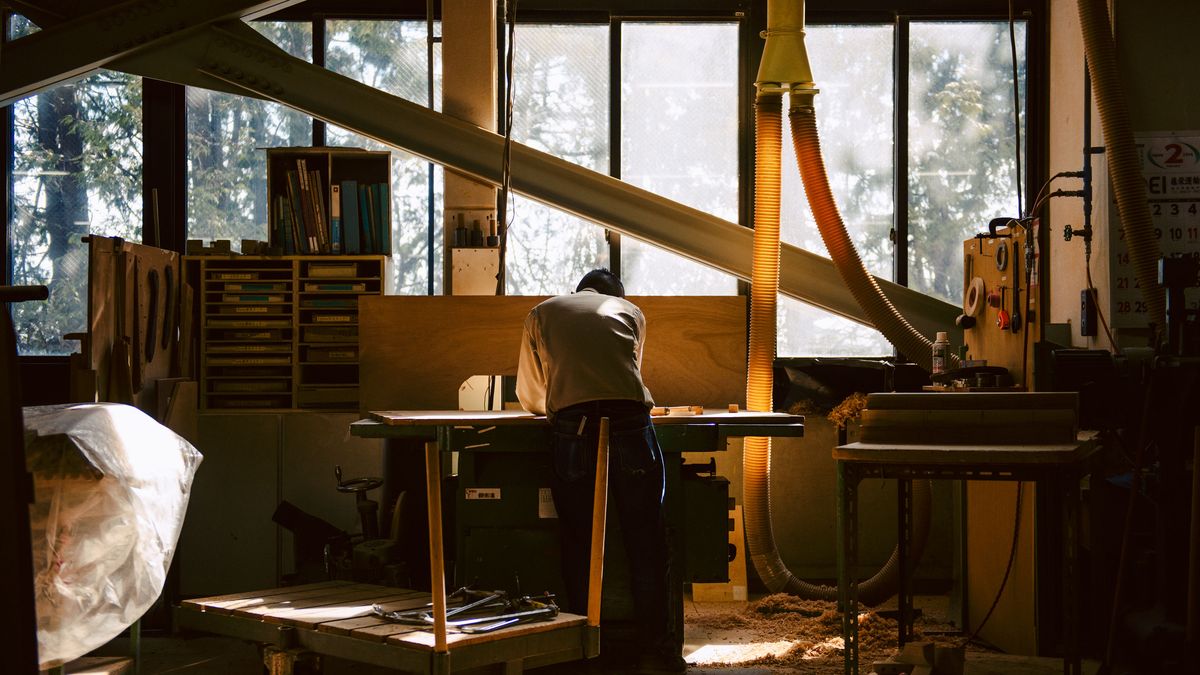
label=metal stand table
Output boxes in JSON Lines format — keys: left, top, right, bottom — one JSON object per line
{"left": 834, "top": 432, "right": 1098, "bottom": 675}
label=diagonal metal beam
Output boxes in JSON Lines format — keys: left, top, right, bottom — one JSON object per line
{"left": 0, "top": 0, "right": 302, "bottom": 107}
{"left": 113, "top": 20, "right": 958, "bottom": 338}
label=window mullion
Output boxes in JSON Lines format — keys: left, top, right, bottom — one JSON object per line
{"left": 609, "top": 16, "right": 621, "bottom": 277}
{"left": 894, "top": 14, "right": 909, "bottom": 289}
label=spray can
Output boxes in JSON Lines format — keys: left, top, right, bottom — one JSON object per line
{"left": 932, "top": 331, "right": 950, "bottom": 376}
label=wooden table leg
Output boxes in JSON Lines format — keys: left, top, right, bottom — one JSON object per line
{"left": 425, "top": 440, "right": 448, "bottom": 659}
{"left": 587, "top": 418, "right": 611, "bottom": 628}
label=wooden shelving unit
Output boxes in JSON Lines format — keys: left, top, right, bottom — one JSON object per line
{"left": 187, "top": 255, "right": 386, "bottom": 410}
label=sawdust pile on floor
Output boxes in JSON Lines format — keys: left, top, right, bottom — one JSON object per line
{"left": 688, "top": 594, "right": 911, "bottom": 672}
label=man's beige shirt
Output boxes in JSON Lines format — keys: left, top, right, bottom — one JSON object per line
{"left": 516, "top": 289, "right": 654, "bottom": 417}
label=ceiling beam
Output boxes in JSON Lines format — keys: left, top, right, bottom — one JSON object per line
{"left": 0, "top": 0, "right": 303, "bottom": 106}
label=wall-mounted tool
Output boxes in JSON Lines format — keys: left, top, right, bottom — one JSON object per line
{"left": 995, "top": 287, "right": 1010, "bottom": 330}
{"left": 1010, "top": 249, "right": 1022, "bottom": 333}
{"left": 995, "top": 240, "right": 1009, "bottom": 272}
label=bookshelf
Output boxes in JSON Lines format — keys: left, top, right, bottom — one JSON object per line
{"left": 266, "top": 147, "right": 391, "bottom": 256}
{"left": 188, "top": 255, "right": 387, "bottom": 410}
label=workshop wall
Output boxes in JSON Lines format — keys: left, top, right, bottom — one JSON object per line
{"left": 1048, "top": 0, "right": 1200, "bottom": 349}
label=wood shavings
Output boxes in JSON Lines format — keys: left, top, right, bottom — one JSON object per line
{"left": 827, "top": 392, "right": 869, "bottom": 429}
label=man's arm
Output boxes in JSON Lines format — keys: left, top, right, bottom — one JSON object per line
{"left": 515, "top": 311, "right": 547, "bottom": 415}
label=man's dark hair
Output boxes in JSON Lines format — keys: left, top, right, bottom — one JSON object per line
{"left": 576, "top": 268, "right": 625, "bottom": 297}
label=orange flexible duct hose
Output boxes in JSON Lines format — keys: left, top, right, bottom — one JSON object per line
{"left": 1077, "top": 0, "right": 1165, "bottom": 341}
{"left": 789, "top": 101, "right": 953, "bottom": 373}
{"left": 745, "top": 92, "right": 785, "bottom": 591}
{"left": 745, "top": 91, "right": 933, "bottom": 604}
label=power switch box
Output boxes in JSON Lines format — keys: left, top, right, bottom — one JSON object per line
{"left": 1081, "top": 288, "right": 1098, "bottom": 337}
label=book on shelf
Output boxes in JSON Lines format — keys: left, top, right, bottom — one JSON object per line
{"left": 303, "top": 282, "right": 365, "bottom": 292}
{"left": 208, "top": 355, "right": 292, "bottom": 366}
{"left": 308, "top": 262, "right": 358, "bottom": 278}
{"left": 330, "top": 183, "right": 342, "bottom": 254}
{"left": 341, "top": 180, "right": 360, "bottom": 254}
{"left": 223, "top": 282, "right": 286, "bottom": 292}
{"left": 310, "top": 167, "right": 329, "bottom": 253}
{"left": 211, "top": 272, "right": 256, "bottom": 281}
{"left": 208, "top": 319, "right": 291, "bottom": 328}
{"left": 215, "top": 305, "right": 286, "bottom": 314}
{"left": 221, "top": 294, "right": 286, "bottom": 303}
{"left": 312, "top": 314, "right": 354, "bottom": 323}
{"left": 359, "top": 184, "right": 374, "bottom": 253}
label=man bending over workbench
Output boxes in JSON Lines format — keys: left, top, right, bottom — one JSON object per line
{"left": 516, "top": 269, "right": 685, "bottom": 675}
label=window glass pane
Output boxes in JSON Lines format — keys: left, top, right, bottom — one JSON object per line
{"left": 505, "top": 24, "right": 609, "bottom": 296}
{"left": 186, "top": 21, "right": 312, "bottom": 252}
{"left": 621, "top": 22, "right": 738, "bottom": 295}
{"left": 9, "top": 71, "right": 142, "bottom": 355}
{"left": 8, "top": 13, "right": 37, "bottom": 37}
{"left": 326, "top": 19, "right": 441, "bottom": 295}
{"left": 908, "top": 21, "right": 1026, "bottom": 304}
{"left": 779, "top": 25, "right": 892, "bottom": 356}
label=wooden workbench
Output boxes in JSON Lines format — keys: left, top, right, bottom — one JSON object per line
{"left": 176, "top": 580, "right": 588, "bottom": 673}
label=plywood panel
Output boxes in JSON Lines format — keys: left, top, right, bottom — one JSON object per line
{"left": 966, "top": 480, "right": 1037, "bottom": 654}
{"left": 359, "top": 296, "right": 746, "bottom": 413}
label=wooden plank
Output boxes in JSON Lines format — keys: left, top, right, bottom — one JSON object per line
{"left": 348, "top": 621, "right": 428, "bottom": 642}
{"left": 224, "top": 584, "right": 380, "bottom": 618}
{"left": 366, "top": 409, "right": 799, "bottom": 427}
{"left": 181, "top": 581, "right": 349, "bottom": 613}
{"left": 860, "top": 409, "right": 1076, "bottom": 428}
{"left": 317, "top": 593, "right": 431, "bottom": 635}
{"left": 833, "top": 437, "right": 1097, "bottom": 466}
{"left": 244, "top": 586, "right": 394, "bottom": 621}
{"left": 857, "top": 426, "right": 1078, "bottom": 446}
{"left": 359, "top": 296, "right": 747, "bottom": 414}
{"left": 278, "top": 592, "right": 422, "bottom": 629}
{"left": 864, "top": 391, "right": 1078, "bottom": 411}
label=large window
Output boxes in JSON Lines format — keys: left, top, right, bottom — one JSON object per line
{"left": 621, "top": 22, "right": 739, "bottom": 295}
{"left": 325, "top": 19, "right": 441, "bottom": 295}
{"left": 907, "top": 21, "right": 1027, "bottom": 305}
{"left": 4, "top": 7, "right": 1034, "bottom": 360}
{"left": 8, "top": 17, "right": 142, "bottom": 355}
{"left": 779, "top": 20, "right": 1026, "bottom": 356}
{"left": 505, "top": 24, "right": 610, "bottom": 296}
{"left": 185, "top": 21, "right": 312, "bottom": 251}
{"left": 780, "top": 25, "right": 894, "bottom": 356}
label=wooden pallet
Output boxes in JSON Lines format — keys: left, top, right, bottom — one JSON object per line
{"left": 176, "top": 581, "right": 590, "bottom": 674}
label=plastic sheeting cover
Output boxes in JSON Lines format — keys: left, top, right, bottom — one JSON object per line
{"left": 22, "top": 403, "right": 203, "bottom": 668}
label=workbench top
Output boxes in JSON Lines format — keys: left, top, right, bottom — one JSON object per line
{"left": 365, "top": 409, "right": 802, "bottom": 426}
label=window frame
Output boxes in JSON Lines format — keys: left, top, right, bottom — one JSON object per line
{"left": 2, "top": 0, "right": 1047, "bottom": 371}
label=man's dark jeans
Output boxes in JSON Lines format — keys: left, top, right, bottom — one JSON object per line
{"left": 550, "top": 399, "right": 678, "bottom": 659}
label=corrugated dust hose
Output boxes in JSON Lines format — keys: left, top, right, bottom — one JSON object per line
{"left": 744, "top": 92, "right": 933, "bottom": 604}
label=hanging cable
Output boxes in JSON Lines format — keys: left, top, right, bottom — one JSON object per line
{"left": 1008, "top": 0, "right": 1024, "bottom": 219}
{"left": 496, "top": 0, "right": 518, "bottom": 295}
